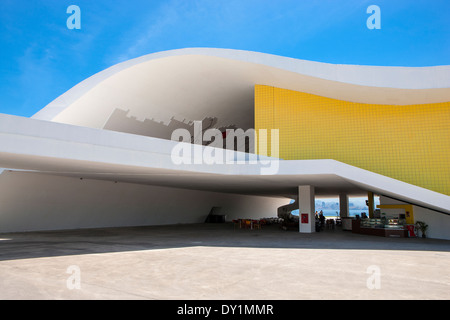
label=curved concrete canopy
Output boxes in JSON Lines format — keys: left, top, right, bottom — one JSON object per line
{"left": 1, "top": 114, "right": 449, "bottom": 213}
{"left": 33, "top": 48, "right": 450, "bottom": 137}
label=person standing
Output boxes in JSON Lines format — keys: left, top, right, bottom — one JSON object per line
{"left": 319, "top": 211, "right": 325, "bottom": 230}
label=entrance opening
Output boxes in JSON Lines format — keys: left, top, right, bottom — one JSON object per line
{"left": 315, "top": 196, "right": 380, "bottom": 220}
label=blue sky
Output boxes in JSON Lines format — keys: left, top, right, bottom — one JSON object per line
{"left": 0, "top": 0, "right": 449, "bottom": 117}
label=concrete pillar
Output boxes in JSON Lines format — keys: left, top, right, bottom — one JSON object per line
{"left": 298, "top": 185, "right": 315, "bottom": 233}
{"left": 339, "top": 193, "right": 349, "bottom": 218}
{"left": 367, "top": 191, "right": 375, "bottom": 218}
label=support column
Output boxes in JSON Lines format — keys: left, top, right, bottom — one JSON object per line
{"left": 339, "top": 193, "right": 349, "bottom": 218}
{"left": 298, "top": 185, "right": 315, "bottom": 233}
{"left": 367, "top": 191, "right": 375, "bottom": 218}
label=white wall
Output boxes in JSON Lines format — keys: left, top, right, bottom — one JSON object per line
{"left": 0, "top": 171, "right": 287, "bottom": 233}
{"left": 380, "top": 196, "right": 450, "bottom": 240}
{"left": 413, "top": 206, "right": 450, "bottom": 241}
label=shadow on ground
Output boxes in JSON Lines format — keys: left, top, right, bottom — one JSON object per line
{"left": 0, "top": 223, "right": 449, "bottom": 261}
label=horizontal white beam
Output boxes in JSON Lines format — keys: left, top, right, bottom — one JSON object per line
{"left": 0, "top": 114, "right": 449, "bottom": 213}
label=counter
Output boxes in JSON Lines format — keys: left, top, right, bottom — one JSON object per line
{"left": 352, "top": 219, "right": 408, "bottom": 238}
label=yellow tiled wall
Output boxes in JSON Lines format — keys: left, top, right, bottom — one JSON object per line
{"left": 255, "top": 85, "right": 450, "bottom": 196}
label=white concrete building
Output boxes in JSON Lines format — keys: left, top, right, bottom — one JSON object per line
{"left": 0, "top": 48, "right": 449, "bottom": 239}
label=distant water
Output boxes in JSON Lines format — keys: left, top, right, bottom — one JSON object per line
{"left": 291, "top": 209, "right": 368, "bottom": 217}
{"left": 319, "top": 209, "right": 368, "bottom": 217}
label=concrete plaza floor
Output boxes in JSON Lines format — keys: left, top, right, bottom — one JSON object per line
{"left": 0, "top": 223, "right": 449, "bottom": 300}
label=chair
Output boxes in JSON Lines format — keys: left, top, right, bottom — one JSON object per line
{"left": 252, "top": 220, "right": 261, "bottom": 230}
{"left": 326, "top": 219, "right": 335, "bottom": 230}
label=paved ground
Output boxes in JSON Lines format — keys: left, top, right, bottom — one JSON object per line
{"left": 0, "top": 223, "right": 449, "bottom": 300}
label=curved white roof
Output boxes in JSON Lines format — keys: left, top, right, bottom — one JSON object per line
{"left": 33, "top": 48, "right": 450, "bottom": 134}
{"left": 16, "top": 48, "right": 448, "bottom": 213}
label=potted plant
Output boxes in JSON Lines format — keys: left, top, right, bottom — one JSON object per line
{"left": 415, "top": 221, "right": 429, "bottom": 238}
